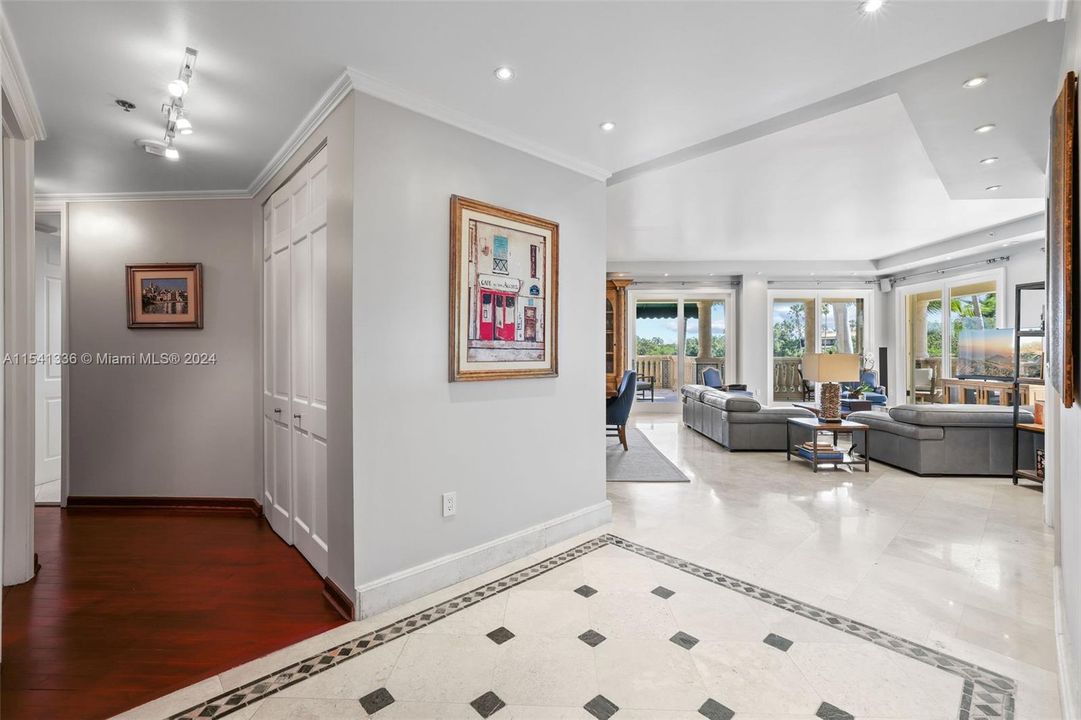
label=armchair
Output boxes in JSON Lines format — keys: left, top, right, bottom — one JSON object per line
{"left": 842, "top": 370, "right": 888, "bottom": 406}
{"left": 702, "top": 367, "right": 722, "bottom": 389}
{"left": 607, "top": 370, "right": 637, "bottom": 450}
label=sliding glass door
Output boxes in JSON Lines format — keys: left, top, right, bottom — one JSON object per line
{"left": 900, "top": 274, "right": 1001, "bottom": 403}
{"left": 631, "top": 292, "right": 731, "bottom": 406}
{"left": 770, "top": 292, "right": 870, "bottom": 404}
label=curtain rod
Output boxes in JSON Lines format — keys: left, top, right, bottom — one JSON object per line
{"left": 886, "top": 255, "right": 1010, "bottom": 285}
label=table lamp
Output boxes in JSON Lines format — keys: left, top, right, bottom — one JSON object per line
{"left": 802, "top": 353, "right": 860, "bottom": 423}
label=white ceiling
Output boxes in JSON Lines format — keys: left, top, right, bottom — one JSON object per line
{"left": 607, "top": 93, "right": 1044, "bottom": 262}
{"left": 8, "top": 0, "right": 1053, "bottom": 197}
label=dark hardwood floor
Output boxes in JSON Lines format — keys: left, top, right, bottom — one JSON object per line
{"left": 2, "top": 507, "right": 346, "bottom": 720}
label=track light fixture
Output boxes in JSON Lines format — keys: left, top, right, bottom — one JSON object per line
{"left": 140, "top": 47, "right": 198, "bottom": 162}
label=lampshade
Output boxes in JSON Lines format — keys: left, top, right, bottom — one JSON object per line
{"left": 801, "top": 353, "right": 860, "bottom": 383}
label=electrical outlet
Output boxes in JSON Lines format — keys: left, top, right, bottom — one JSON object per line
{"left": 442, "top": 491, "right": 457, "bottom": 517}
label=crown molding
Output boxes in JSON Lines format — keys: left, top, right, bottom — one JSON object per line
{"left": 345, "top": 68, "right": 611, "bottom": 182}
{"left": 0, "top": 12, "right": 46, "bottom": 141}
{"left": 247, "top": 70, "right": 354, "bottom": 198}
{"left": 35, "top": 189, "right": 251, "bottom": 204}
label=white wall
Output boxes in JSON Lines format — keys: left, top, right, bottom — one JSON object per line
{"left": 737, "top": 275, "right": 770, "bottom": 398}
{"left": 351, "top": 93, "right": 609, "bottom": 605}
{"left": 1055, "top": 5, "right": 1081, "bottom": 715}
{"left": 66, "top": 199, "right": 256, "bottom": 498}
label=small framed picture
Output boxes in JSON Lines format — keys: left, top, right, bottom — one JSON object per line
{"left": 126, "top": 263, "right": 203, "bottom": 329}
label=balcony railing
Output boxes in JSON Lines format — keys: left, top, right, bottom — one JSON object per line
{"left": 634, "top": 356, "right": 724, "bottom": 390}
{"left": 773, "top": 357, "right": 804, "bottom": 401}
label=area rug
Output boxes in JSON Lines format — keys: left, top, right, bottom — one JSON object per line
{"left": 606, "top": 428, "right": 690, "bottom": 482}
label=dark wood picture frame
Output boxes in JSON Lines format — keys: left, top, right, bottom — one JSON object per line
{"left": 126, "top": 263, "right": 204, "bottom": 329}
{"left": 449, "top": 195, "right": 559, "bottom": 382}
{"left": 1049, "top": 72, "right": 1077, "bottom": 408}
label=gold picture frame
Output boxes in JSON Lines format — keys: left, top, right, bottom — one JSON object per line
{"left": 126, "top": 263, "right": 204, "bottom": 329}
{"left": 449, "top": 196, "right": 558, "bottom": 381}
{"left": 1049, "top": 72, "right": 1077, "bottom": 407}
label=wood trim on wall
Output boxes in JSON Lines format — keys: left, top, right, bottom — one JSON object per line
{"left": 322, "top": 575, "right": 355, "bottom": 621}
{"left": 66, "top": 496, "right": 261, "bottom": 515}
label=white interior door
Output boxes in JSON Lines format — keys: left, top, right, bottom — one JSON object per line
{"left": 34, "top": 230, "right": 62, "bottom": 503}
{"left": 288, "top": 147, "right": 329, "bottom": 576}
{"left": 264, "top": 187, "right": 293, "bottom": 542}
{"left": 262, "top": 147, "right": 330, "bottom": 577}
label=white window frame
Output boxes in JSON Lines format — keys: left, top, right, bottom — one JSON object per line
{"left": 626, "top": 287, "right": 737, "bottom": 395}
{"left": 892, "top": 267, "right": 1005, "bottom": 405}
{"left": 765, "top": 288, "right": 875, "bottom": 406}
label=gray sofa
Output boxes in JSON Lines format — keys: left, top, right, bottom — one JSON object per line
{"left": 848, "top": 404, "right": 1034, "bottom": 476}
{"left": 681, "top": 385, "right": 815, "bottom": 450}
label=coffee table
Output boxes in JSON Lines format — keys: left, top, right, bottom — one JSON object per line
{"left": 786, "top": 416, "right": 870, "bottom": 473}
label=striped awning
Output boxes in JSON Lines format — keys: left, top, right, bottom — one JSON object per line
{"left": 636, "top": 303, "right": 699, "bottom": 320}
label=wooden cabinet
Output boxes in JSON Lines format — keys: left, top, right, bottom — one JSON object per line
{"left": 606, "top": 279, "right": 632, "bottom": 395}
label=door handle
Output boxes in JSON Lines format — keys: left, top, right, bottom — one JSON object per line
{"left": 274, "top": 408, "right": 282, "bottom": 414}
{"left": 293, "top": 413, "right": 302, "bottom": 420}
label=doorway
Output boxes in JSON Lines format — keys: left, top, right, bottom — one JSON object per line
{"left": 767, "top": 290, "right": 871, "bottom": 405}
{"left": 33, "top": 210, "right": 63, "bottom": 504}
{"left": 628, "top": 290, "right": 733, "bottom": 409}
{"left": 896, "top": 271, "right": 1003, "bottom": 404}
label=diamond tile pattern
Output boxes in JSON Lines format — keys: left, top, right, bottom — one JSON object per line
{"left": 168, "top": 534, "right": 1017, "bottom": 720}
{"left": 359, "top": 687, "right": 395, "bottom": 715}
{"left": 575, "top": 584, "right": 598, "bottom": 598}
{"left": 816, "top": 701, "right": 855, "bottom": 720}
{"left": 470, "top": 690, "right": 506, "bottom": 718}
{"left": 578, "top": 629, "right": 607, "bottom": 647}
{"left": 583, "top": 694, "right": 620, "bottom": 720}
{"left": 669, "top": 630, "right": 699, "bottom": 650}
{"left": 698, "top": 698, "right": 735, "bottom": 720}
{"left": 763, "top": 632, "right": 794, "bottom": 652}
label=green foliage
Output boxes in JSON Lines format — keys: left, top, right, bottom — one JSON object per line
{"left": 773, "top": 303, "right": 807, "bottom": 358}
{"left": 636, "top": 335, "right": 726, "bottom": 357}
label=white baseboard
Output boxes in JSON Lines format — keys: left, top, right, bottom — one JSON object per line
{"left": 354, "top": 500, "right": 612, "bottom": 619}
{"left": 1054, "top": 566, "right": 1079, "bottom": 720}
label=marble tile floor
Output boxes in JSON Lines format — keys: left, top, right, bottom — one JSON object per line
{"left": 116, "top": 410, "right": 1061, "bottom": 720}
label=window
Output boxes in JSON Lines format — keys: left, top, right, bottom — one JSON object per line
{"left": 493, "top": 235, "right": 509, "bottom": 275}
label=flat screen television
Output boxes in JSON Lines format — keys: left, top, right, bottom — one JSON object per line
{"left": 956, "top": 328, "right": 1014, "bottom": 380}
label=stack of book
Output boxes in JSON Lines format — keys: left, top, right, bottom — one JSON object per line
{"left": 796, "top": 440, "right": 845, "bottom": 462}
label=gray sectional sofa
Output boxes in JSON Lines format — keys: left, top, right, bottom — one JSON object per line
{"left": 681, "top": 385, "right": 815, "bottom": 450}
{"left": 848, "top": 404, "right": 1034, "bottom": 476}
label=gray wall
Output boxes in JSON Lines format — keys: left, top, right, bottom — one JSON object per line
{"left": 351, "top": 93, "right": 608, "bottom": 585}
{"left": 253, "top": 94, "right": 356, "bottom": 598}
{"left": 1056, "top": 5, "right": 1081, "bottom": 714}
{"left": 67, "top": 199, "right": 256, "bottom": 498}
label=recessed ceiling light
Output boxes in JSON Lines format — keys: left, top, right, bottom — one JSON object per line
{"left": 974, "top": 123, "right": 997, "bottom": 134}
{"left": 979, "top": 157, "right": 998, "bottom": 165}
{"left": 858, "top": 0, "right": 885, "bottom": 13}
{"left": 962, "top": 76, "right": 988, "bottom": 89}
{"left": 986, "top": 185, "right": 1002, "bottom": 191}
{"left": 663, "top": 273, "right": 670, "bottom": 277}
{"left": 493, "top": 66, "right": 515, "bottom": 81}
{"left": 599, "top": 121, "right": 616, "bottom": 132}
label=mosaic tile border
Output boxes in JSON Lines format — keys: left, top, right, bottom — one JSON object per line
{"left": 168, "top": 534, "right": 1016, "bottom": 720}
